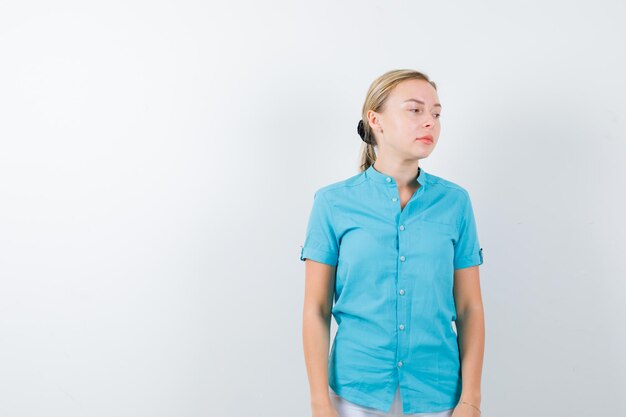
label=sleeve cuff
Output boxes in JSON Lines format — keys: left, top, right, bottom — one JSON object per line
{"left": 299, "top": 246, "right": 338, "bottom": 266}
{"left": 454, "top": 248, "right": 483, "bottom": 270}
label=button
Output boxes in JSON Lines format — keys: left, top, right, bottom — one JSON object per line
{"left": 399, "top": 324, "right": 405, "bottom": 330}
{"left": 399, "top": 225, "right": 405, "bottom": 231}
{"left": 399, "top": 289, "right": 405, "bottom": 295}
{"left": 386, "top": 177, "right": 391, "bottom": 182}
{"left": 399, "top": 255, "right": 405, "bottom": 262}
{"left": 397, "top": 361, "right": 403, "bottom": 367}
{"left": 392, "top": 197, "right": 398, "bottom": 202}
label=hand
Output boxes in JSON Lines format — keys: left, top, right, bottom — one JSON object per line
{"left": 451, "top": 401, "right": 481, "bottom": 417}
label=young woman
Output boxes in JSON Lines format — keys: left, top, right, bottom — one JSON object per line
{"left": 301, "top": 69, "right": 484, "bottom": 417}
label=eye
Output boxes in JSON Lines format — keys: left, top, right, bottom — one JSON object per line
{"left": 410, "top": 109, "right": 441, "bottom": 119}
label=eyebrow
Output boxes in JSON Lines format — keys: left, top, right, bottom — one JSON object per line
{"left": 403, "top": 99, "right": 442, "bottom": 108}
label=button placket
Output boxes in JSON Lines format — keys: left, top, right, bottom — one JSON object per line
{"left": 397, "top": 208, "right": 409, "bottom": 374}
{"left": 385, "top": 177, "right": 411, "bottom": 374}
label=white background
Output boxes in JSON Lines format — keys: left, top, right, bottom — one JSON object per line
{"left": 1, "top": 1, "right": 625, "bottom": 416}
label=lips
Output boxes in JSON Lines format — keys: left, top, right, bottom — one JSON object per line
{"left": 417, "top": 135, "right": 433, "bottom": 143}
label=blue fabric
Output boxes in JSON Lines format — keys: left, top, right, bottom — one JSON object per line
{"left": 299, "top": 164, "right": 484, "bottom": 414}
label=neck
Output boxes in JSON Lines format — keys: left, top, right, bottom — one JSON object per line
{"left": 372, "top": 160, "right": 420, "bottom": 188}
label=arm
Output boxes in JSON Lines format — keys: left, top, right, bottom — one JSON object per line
{"left": 302, "top": 259, "right": 336, "bottom": 413}
{"left": 453, "top": 265, "right": 484, "bottom": 408}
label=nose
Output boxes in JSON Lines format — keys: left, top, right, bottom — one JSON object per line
{"left": 422, "top": 116, "right": 435, "bottom": 128}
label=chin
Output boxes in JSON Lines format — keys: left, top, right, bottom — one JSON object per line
{"left": 417, "top": 147, "right": 435, "bottom": 157}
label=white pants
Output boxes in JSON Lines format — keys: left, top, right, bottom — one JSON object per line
{"left": 329, "top": 385, "right": 455, "bottom": 417}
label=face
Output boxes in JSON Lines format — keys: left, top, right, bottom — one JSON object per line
{"left": 367, "top": 79, "right": 442, "bottom": 160}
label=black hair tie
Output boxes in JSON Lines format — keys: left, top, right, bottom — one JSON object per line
{"left": 357, "top": 120, "right": 371, "bottom": 144}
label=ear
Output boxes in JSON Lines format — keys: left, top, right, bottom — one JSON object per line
{"left": 366, "top": 110, "right": 383, "bottom": 132}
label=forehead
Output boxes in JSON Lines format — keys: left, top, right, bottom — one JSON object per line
{"left": 388, "top": 79, "right": 439, "bottom": 104}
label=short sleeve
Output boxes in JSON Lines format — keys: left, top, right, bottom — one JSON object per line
{"left": 453, "top": 192, "right": 484, "bottom": 270}
{"left": 299, "top": 190, "right": 339, "bottom": 266}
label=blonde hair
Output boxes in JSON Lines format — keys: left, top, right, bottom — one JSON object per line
{"left": 358, "top": 69, "right": 438, "bottom": 172}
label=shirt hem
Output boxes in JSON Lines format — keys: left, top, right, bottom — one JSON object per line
{"left": 329, "top": 383, "right": 393, "bottom": 414}
{"left": 329, "top": 382, "right": 459, "bottom": 414}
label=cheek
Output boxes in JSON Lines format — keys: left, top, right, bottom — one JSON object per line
{"left": 402, "top": 119, "right": 422, "bottom": 132}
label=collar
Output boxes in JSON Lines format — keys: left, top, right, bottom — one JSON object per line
{"left": 365, "top": 163, "right": 427, "bottom": 187}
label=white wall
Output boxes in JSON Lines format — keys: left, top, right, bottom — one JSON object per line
{"left": 0, "top": 1, "right": 624, "bottom": 416}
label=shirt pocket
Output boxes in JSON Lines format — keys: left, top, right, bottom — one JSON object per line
{"left": 417, "top": 218, "right": 455, "bottom": 240}
{"left": 420, "top": 218, "right": 454, "bottom": 228}
{"left": 413, "top": 219, "right": 456, "bottom": 264}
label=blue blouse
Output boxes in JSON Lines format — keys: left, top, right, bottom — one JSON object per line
{"left": 299, "top": 164, "right": 484, "bottom": 414}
